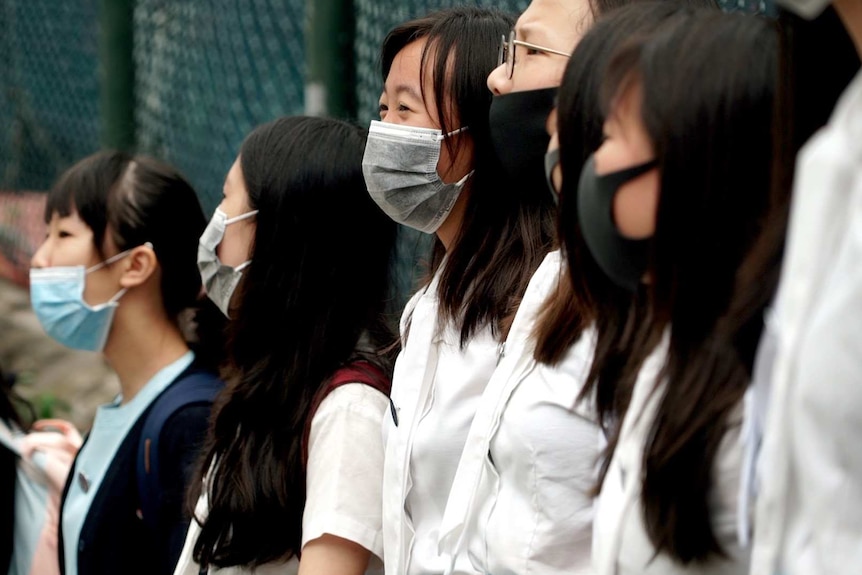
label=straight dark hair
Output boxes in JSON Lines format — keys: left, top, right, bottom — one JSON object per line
{"left": 536, "top": 2, "right": 718, "bottom": 439}
{"left": 382, "top": 7, "right": 555, "bottom": 346}
{"left": 722, "top": 5, "right": 859, "bottom": 364}
{"left": 190, "top": 116, "right": 397, "bottom": 568}
{"left": 596, "top": 11, "right": 777, "bottom": 563}
{"left": 43, "top": 150, "right": 217, "bottom": 365}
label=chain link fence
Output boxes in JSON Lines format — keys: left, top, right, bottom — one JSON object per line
{"left": 134, "top": 0, "right": 308, "bottom": 214}
{"left": 1, "top": 0, "right": 771, "bottom": 297}
{"left": 0, "top": 1, "right": 101, "bottom": 284}
{"left": 0, "top": 1, "right": 101, "bottom": 192}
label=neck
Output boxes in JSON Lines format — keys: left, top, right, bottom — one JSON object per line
{"left": 435, "top": 185, "right": 470, "bottom": 251}
{"left": 835, "top": 0, "right": 862, "bottom": 57}
{"left": 103, "top": 301, "right": 190, "bottom": 404}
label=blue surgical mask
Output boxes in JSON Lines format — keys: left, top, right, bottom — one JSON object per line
{"left": 29, "top": 245, "right": 146, "bottom": 352}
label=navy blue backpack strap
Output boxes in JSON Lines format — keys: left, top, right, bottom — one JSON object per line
{"left": 136, "top": 369, "right": 222, "bottom": 531}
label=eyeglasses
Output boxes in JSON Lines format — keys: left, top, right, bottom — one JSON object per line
{"left": 497, "top": 30, "right": 571, "bottom": 81}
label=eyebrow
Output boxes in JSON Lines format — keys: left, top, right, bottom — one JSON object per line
{"left": 391, "top": 83, "right": 422, "bottom": 101}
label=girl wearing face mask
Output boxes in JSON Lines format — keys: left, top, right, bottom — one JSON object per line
{"left": 174, "top": 115, "right": 397, "bottom": 575}
{"left": 485, "top": 0, "right": 639, "bottom": 198}
{"left": 29, "top": 151, "right": 224, "bottom": 575}
{"left": 559, "top": 9, "right": 777, "bottom": 574}
{"left": 435, "top": 4, "right": 717, "bottom": 575}
{"left": 361, "top": 7, "right": 566, "bottom": 575}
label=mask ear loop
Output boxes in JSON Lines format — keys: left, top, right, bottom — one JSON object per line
{"left": 86, "top": 241, "right": 155, "bottom": 306}
{"left": 437, "top": 126, "right": 470, "bottom": 141}
{"left": 455, "top": 170, "right": 475, "bottom": 186}
{"left": 86, "top": 241, "right": 155, "bottom": 274}
{"left": 224, "top": 210, "right": 259, "bottom": 226}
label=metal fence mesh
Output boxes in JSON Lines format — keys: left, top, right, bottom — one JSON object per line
{"left": 134, "top": 0, "right": 308, "bottom": 214}
{"left": 0, "top": 0, "right": 101, "bottom": 192}
{"left": 1, "top": 0, "right": 771, "bottom": 295}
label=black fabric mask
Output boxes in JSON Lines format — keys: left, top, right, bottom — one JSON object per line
{"left": 544, "top": 147, "right": 560, "bottom": 205}
{"left": 489, "top": 87, "right": 558, "bottom": 198}
{"left": 577, "top": 154, "right": 658, "bottom": 291}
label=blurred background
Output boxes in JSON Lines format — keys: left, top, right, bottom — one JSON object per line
{"left": 0, "top": 0, "right": 767, "bottom": 429}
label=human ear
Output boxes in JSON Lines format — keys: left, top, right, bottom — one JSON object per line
{"left": 119, "top": 242, "right": 157, "bottom": 288}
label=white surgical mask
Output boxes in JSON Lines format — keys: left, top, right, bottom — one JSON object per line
{"left": 197, "top": 208, "right": 257, "bottom": 317}
{"left": 362, "top": 120, "right": 473, "bottom": 234}
{"left": 776, "top": 0, "right": 831, "bottom": 19}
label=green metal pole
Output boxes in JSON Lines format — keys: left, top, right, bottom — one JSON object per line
{"left": 305, "top": 0, "right": 355, "bottom": 119}
{"left": 99, "top": 0, "right": 135, "bottom": 151}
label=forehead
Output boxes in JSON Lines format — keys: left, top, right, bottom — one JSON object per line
{"left": 48, "top": 209, "right": 88, "bottom": 228}
{"left": 385, "top": 38, "right": 432, "bottom": 86}
{"left": 517, "top": 0, "right": 592, "bottom": 44}
{"left": 224, "top": 157, "right": 251, "bottom": 202}
{"left": 608, "top": 79, "right": 643, "bottom": 124}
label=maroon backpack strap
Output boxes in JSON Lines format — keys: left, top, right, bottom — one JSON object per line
{"left": 301, "top": 360, "right": 391, "bottom": 468}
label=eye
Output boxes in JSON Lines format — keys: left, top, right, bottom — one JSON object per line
{"left": 378, "top": 102, "right": 388, "bottom": 119}
{"left": 58, "top": 230, "right": 73, "bottom": 239}
{"left": 525, "top": 46, "right": 541, "bottom": 56}
{"left": 396, "top": 103, "right": 411, "bottom": 113}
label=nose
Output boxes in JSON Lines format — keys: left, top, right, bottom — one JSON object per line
{"left": 30, "top": 240, "right": 50, "bottom": 269}
{"left": 487, "top": 63, "right": 511, "bottom": 96}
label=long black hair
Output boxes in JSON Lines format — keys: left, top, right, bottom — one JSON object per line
{"left": 722, "top": 5, "right": 859, "bottom": 365}
{"left": 536, "top": 2, "right": 718, "bottom": 435}
{"left": 594, "top": 10, "right": 777, "bottom": 563}
{"left": 382, "top": 7, "right": 555, "bottom": 346}
{"left": 191, "top": 116, "right": 397, "bottom": 568}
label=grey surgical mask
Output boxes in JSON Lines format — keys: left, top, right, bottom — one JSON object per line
{"left": 197, "top": 207, "right": 257, "bottom": 317}
{"left": 544, "top": 147, "right": 561, "bottom": 205}
{"left": 362, "top": 120, "right": 472, "bottom": 234}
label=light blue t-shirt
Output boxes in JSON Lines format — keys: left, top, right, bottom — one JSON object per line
{"left": 62, "top": 351, "right": 195, "bottom": 575}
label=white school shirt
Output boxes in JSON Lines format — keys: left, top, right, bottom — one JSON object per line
{"left": 439, "top": 249, "right": 601, "bottom": 575}
{"left": 750, "top": 70, "right": 862, "bottom": 575}
{"left": 173, "top": 383, "right": 388, "bottom": 575}
{"left": 593, "top": 336, "right": 749, "bottom": 575}
{"left": 382, "top": 266, "right": 500, "bottom": 575}
{"left": 63, "top": 351, "right": 194, "bottom": 575}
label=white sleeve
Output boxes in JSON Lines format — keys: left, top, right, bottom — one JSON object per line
{"left": 302, "top": 383, "right": 389, "bottom": 561}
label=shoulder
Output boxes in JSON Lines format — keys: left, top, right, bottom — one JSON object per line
{"left": 525, "top": 249, "right": 564, "bottom": 301}
{"left": 312, "top": 383, "right": 389, "bottom": 428}
{"left": 148, "top": 370, "right": 221, "bottom": 455}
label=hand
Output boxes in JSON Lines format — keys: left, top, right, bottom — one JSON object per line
{"left": 19, "top": 418, "right": 83, "bottom": 491}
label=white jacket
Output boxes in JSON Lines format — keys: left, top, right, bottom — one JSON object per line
{"left": 382, "top": 265, "right": 500, "bottom": 575}
{"left": 437, "top": 249, "right": 600, "bottom": 575}
{"left": 750, "top": 70, "right": 862, "bottom": 575}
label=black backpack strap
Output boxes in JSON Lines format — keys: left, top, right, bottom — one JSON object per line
{"left": 136, "top": 370, "right": 222, "bottom": 531}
